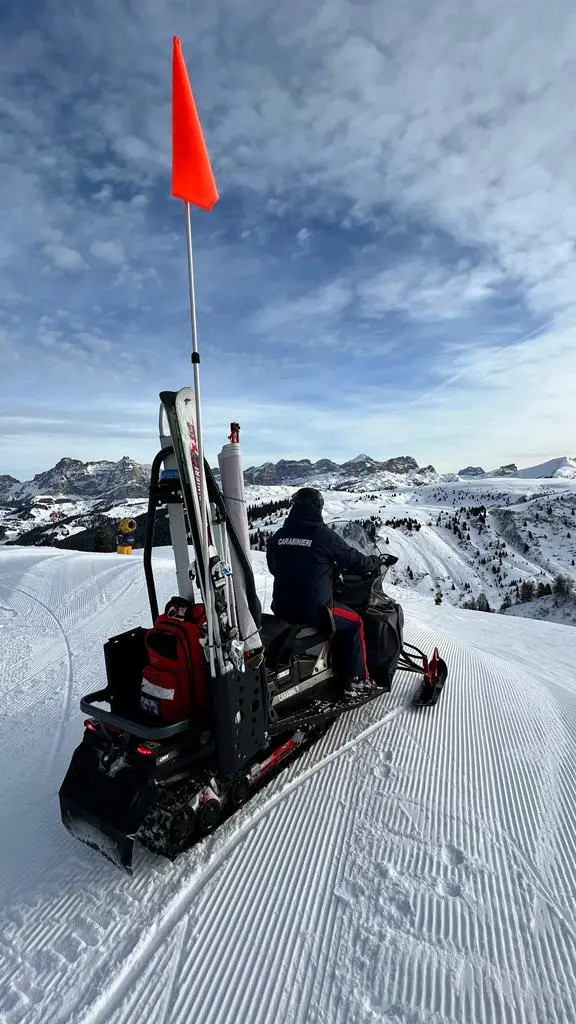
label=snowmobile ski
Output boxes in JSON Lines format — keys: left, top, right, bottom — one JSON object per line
{"left": 409, "top": 647, "right": 448, "bottom": 707}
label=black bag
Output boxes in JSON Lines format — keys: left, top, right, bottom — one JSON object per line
{"left": 363, "top": 591, "right": 404, "bottom": 690}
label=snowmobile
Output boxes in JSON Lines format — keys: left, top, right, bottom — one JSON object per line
{"left": 59, "top": 388, "right": 447, "bottom": 872}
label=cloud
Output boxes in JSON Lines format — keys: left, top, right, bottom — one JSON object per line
{"left": 1, "top": 315, "right": 575, "bottom": 478}
{"left": 76, "top": 332, "right": 114, "bottom": 354}
{"left": 89, "top": 240, "right": 126, "bottom": 266}
{"left": 1, "top": 0, "right": 576, "bottom": 478}
{"left": 203, "top": 0, "right": 576, "bottom": 324}
{"left": 358, "top": 259, "right": 503, "bottom": 322}
{"left": 254, "top": 279, "right": 353, "bottom": 332}
{"left": 43, "top": 243, "right": 87, "bottom": 272}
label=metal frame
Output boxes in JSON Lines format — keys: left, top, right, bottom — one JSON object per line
{"left": 79, "top": 689, "right": 190, "bottom": 739}
{"left": 143, "top": 446, "right": 173, "bottom": 622}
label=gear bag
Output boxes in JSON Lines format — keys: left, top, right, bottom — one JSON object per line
{"left": 362, "top": 591, "right": 404, "bottom": 690}
{"left": 140, "top": 598, "right": 208, "bottom": 722}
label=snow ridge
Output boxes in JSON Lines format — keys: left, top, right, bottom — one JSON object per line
{"left": 516, "top": 456, "right": 576, "bottom": 479}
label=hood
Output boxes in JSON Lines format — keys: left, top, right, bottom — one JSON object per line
{"left": 286, "top": 503, "right": 324, "bottom": 527}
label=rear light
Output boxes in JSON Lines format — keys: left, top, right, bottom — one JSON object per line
{"left": 84, "top": 720, "right": 98, "bottom": 732}
{"left": 136, "top": 745, "right": 154, "bottom": 756}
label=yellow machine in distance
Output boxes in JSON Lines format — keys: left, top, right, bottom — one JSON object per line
{"left": 117, "top": 517, "right": 137, "bottom": 555}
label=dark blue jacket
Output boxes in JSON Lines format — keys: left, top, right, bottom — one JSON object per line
{"left": 266, "top": 504, "right": 381, "bottom": 623}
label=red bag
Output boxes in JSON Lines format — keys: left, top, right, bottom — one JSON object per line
{"left": 140, "top": 602, "right": 208, "bottom": 722}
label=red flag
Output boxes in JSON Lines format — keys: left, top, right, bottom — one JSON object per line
{"left": 171, "top": 36, "right": 218, "bottom": 209}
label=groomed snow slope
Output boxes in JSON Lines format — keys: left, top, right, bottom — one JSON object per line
{"left": 1, "top": 547, "right": 576, "bottom": 1024}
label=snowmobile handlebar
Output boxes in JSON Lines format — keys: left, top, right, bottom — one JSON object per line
{"left": 349, "top": 554, "right": 399, "bottom": 576}
{"left": 335, "top": 553, "right": 398, "bottom": 589}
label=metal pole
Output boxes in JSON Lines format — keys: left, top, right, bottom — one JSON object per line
{"left": 183, "top": 201, "right": 216, "bottom": 675}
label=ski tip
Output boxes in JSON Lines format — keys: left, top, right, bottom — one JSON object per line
{"left": 411, "top": 657, "right": 448, "bottom": 708}
{"left": 411, "top": 686, "right": 440, "bottom": 708}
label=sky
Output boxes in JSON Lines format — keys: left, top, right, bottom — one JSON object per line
{"left": 1, "top": 0, "right": 576, "bottom": 480}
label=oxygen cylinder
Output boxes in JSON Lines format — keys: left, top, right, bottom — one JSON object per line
{"left": 218, "top": 424, "right": 259, "bottom": 651}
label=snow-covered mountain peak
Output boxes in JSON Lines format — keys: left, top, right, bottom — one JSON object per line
{"left": 0, "top": 474, "right": 20, "bottom": 499}
{"left": 516, "top": 456, "right": 576, "bottom": 479}
{"left": 8, "top": 457, "right": 151, "bottom": 501}
{"left": 456, "top": 457, "right": 576, "bottom": 481}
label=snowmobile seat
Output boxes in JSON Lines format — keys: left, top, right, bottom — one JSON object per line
{"left": 260, "top": 613, "right": 292, "bottom": 648}
{"left": 263, "top": 607, "right": 336, "bottom": 669}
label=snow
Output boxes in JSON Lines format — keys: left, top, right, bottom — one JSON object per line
{"left": 99, "top": 498, "right": 148, "bottom": 519}
{"left": 1, "top": 541, "right": 576, "bottom": 1023}
{"left": 0, "top": 496, "right": 148, "bottom": 548}
{"left": 503, "top": 593, "right": 576, "bottom": 626}
{"left": 248, "top": 482, "right": 576, "bottom": 624}
{"left": 516, "top": 456, "right": 576, "bottom": 480}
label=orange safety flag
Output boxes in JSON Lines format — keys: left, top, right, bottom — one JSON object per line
{"left": 171, "top": 36, "right": 218, "bottom": 210}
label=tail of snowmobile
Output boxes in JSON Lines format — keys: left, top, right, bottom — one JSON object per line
{"left": 60, "top": 734, "right": 155, "bottom": 872}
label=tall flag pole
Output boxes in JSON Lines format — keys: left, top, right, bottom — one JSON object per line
{"left": 171, "top": 36, "right": 219, "bottom": 671}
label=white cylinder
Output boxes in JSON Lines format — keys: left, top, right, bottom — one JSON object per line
{"left": 218, "top": 441, "right": 259, "bottom": 650}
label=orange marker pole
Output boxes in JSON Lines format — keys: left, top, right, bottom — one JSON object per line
{"left": 171, "top": 36, "right": 219, "bottom": 672}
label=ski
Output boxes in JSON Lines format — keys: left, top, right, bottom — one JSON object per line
{"left": 160, "top": 389, "right": 243, "bottom": 675}
{"left": 160, "top": 390, "right": 207, "bottom": 596}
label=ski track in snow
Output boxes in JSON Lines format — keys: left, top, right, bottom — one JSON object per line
{"left": 1, "top": 548, "right": 576, "bottom": 1023}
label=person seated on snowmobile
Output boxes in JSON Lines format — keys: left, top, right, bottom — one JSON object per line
{"left": 266, "top": 487, "right": 382, "bottom": 694}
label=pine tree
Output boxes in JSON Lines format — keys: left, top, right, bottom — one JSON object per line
{"left": 553, "top": 575, "right": 574, "bottom": 598}
{"left": 519, "top": 580, "right": 535, "bottom": 603}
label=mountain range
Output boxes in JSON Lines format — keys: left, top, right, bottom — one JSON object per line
{"left": 0, "top": 457, "right": 150, "bottom": 501}
{"left": 242, "top": 453, "right": 436, "bottom": 486}
{"left": 2, "top": 454, "right": 576, "bottom": 506}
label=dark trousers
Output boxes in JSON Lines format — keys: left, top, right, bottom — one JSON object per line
{"left": 331, "top": 603, "right": 369, "bottom": 681}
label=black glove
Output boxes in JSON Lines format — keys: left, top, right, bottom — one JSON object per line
{"left": 380, "top": 554, "right": 399, "bottom": 568}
